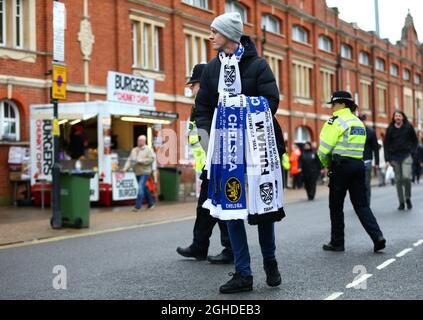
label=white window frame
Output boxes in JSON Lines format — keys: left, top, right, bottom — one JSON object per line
{"left": 262, "top": 14, "right": 280, "bottom": 34}
{"left": 318, "top": 35, "right": 332, "bottom": 52}
{"left": 295, "top": 126, "right": 311, "bottom": 143}
{"left": 377, "top": 85, "right": 387, "bottom": 114}
{"left": 184, "top": 30, "right": 208, "bottom": 77}
{"left": 340, "top": 44, "right": 352, "bottom": 60}
{"left": 0, "top": 100, "right": 20, "bottom": 141}
{"left": 293, "top": 62, "right": 312, "bottom": 99}
{"left": 360, "top": 81, "right": 371, "bottom": 110}
{"left": 359, "top": 51, "right": 370, "bottom": 66}
{"left": 415, "top": 73, "right": 422, "bottom": 85}
{"left": 0, "top": 0, "right": 5, "bottom": 46}
{"left": 320, "top": 69, "right": 334, "bottom": 103}
{"left": 264, "top": 51, "right": 282, "bottom": 90}
{"left": 292, "top": 25, "right": 308, "bottom": 44}
{"left": 403, "top": 69, "right": 410, "bottom": 81}
{"left": 390, "top": 63, "right": 399, "bottom": 76}
{"left": 182, "top": 0, "right": 208, "bottom": 10}
{"left": 132, "top": 22, "right": 138, "bottom": 67}
{"left": 375, "top": 58, "right": 385, "bottom": 71}
{"left": 15, "top": 0, "right": 23, "bottom": 48}
{"left": 225, "top": 0, "right": 247, "bottom": 23}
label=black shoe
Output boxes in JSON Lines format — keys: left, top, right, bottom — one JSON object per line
{"left": 373, "top": 237, "right": 386, "bottom": 252}
{"left": 263, "top": 260, "right": 281, "bottom": 287}
{"left": 322, "top": 243, "right": 345, "bottom": 252}
{"left": 406, "top": 199, "right": 412, "bottom": 210}
{"left": 219, "top": 272, "right": 253, "bottom": 294}
{"left": 207, "top": 252, "right": 233, "bottom": 264}
{"left": 398, "top": 203, "right": 405, "bottom": 211}
{"left": 176, "top": 246, "right": 207, "bottom": 260}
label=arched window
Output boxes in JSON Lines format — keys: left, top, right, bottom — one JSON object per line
{"left": 295, "top": 126, "right": 311, "bottom": 143}
{"left": 262, "top": 14, "right": 280, "bottom": 34}
{"left": 292, "top": 25, "right": 309, "bottom": 44}
{"left": 0, "top": 100, "right": 20, "bottom": 141}
{"left": 318, "top": 35, "right": 333, "bottom": 52}
{"left": 225, "top": 0, "right": 248, "bottom": 23}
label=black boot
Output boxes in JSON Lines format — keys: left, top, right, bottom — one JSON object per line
{"left": 207, "top": 250, "right": 233, "bottom": 264}
{"left": 176, "top": 246, "right": 207, "bottom": 260}
{"left": 219, "top": 272, "right": 253, "bottom": 294}
{"left": 263, "top": 260, "right": 281, "bottom": 287}
{"left": 406, "top": 199, "right": 412, "bottom": 210}
{"left": 398, "top": 203, "right": 405, "bottom": 211}
{"left": 373, "top": 237, "right": 386, "bottom": 253}
{"left": 322, "top": 243, "right": 345, "bottom": 252}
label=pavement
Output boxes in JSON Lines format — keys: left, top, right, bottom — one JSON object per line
{"left": 0, "top": 182, "right": 422, "bottom": 300}
{"left": 0, "top": 183, "right": 330, "bottom": 247}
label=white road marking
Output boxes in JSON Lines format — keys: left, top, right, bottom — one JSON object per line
{"left": 346, "top": 274, "right": 373, "bottom": 289}
{"left": 376, "top": 258, "right": 396, "bottom": 270}
{"left": 324, "top": 292, "right": 344, "bottom": 300}
{"left": 396, "top": 248, "right": 413, "bottom": 257}
{"left": 413, "top": 240, "right": 423, "bottom": 247}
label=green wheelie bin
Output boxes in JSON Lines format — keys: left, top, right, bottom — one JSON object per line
{"left": 159, "top": 167, "right": 181, "bottom": 201}
{"left": 59, "top": 170, "right": 95, "bottom": 228}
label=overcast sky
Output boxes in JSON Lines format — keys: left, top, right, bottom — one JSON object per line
{"left": 325, "top": 0, "right": 423, "bottom": 44}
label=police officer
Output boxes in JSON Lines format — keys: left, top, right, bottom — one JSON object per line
{"left": 318, "top": 91, "right": 386, "bottom": 252}
{"left": 176, "top": 64, "right": 233, "bottom": 264}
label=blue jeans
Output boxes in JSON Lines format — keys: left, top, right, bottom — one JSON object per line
{"left": 135, "top": 175, "right": 154, "bottom": 209}
{"left": 226, "top": 220, "right": 276, "bottom": 277}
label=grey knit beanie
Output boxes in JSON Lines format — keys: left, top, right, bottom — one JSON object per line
{"left": 210, "top": 12, "right": 243, "bottom": 43}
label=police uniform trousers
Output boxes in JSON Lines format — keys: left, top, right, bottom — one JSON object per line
{"left": 329, "top": 158, "right": 383, "bottom": 246}
{"left": 191, "top": 173, "right": 232, "bottom": 255}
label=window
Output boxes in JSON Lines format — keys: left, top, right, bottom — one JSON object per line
{"left": 318, "top": 35, "right": 332, "bottom": 52}
{"left": 292, "top": 25, "right": 308, "bottom": 43}
{"left": 360, "top": 81, "right": 371, "bottom": 110}
{"left": 0, "top": 0, "right": 5, "bottom": 45}
{"left": 293, "top": 62, "right": 312, "bottom": 99}
{"left": 295, "top": 126, "right": 311, "bottom": 143}
{"left": 359, "top": 51, "right": 370, "bottom": 66}
{"left": 377, "top": 86, "right": 387, "bottom": 114}
{"left": 403, "top": 69, "right": 410, "bottom": 81}
{"left": 415, "top": 73, "right": 422, "bottom": 85}
{"left": 185, "top": 32, "right": 208, "bottom": 77}
{"left": 404, "top": 88, "right": 413, "bottom": 117}
{"left": 0, "top": 100, "right": 20, "bottom": 141}
{"left": 340, "top": 44, "right": 352, "bottom": 59}
{"left": 320, "top": 70, "right": 334, "bottom": 103}
{"left": 225, "top": 0, "right": 247, "bottom": 23}
{"left": 390, "top": 64, "right": 399, "bottom": 76}
{"left": 264, "top": 53, "right": 282, "bottom": 90}
{"left": 375, "top": 58, "right": 385, "bottom": 71}
{"left": 15, "top": 0, "right": 22, "bottom": 47}
{"left": 182, "top": 0, "right": 208, "bottom": 10}
{"left": 132, "top": 19, "right": 162, "bottom": 71}
{"left": 262, "top": 14, "right": 280, "bottom": 34}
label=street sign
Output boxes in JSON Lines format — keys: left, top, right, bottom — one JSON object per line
{"left": 53, "top": 1, "right": 66, "bottom": 62}
{"left": 52, "top": 64, "right": 67, "bottom": 100}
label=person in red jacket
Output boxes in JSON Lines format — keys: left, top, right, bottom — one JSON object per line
{"left": 289, "top": 143, "right": 303, "bottom": 189}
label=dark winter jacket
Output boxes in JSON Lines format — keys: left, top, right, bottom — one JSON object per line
{"left": 363, "top": 126, "right": 380, "bottom": 166}
{"left": 384, "top": 122, "right": 418, "bottom": 162}
{"left": 195, "top": 35, "right": 286, "bottom": 157}
{"left": 195, "top": 35, "right": 285, "bottom": 225}
{"left": 300, "top": 149, "right": 321, "bottom": 178}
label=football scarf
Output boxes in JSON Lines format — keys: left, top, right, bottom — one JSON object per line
{"left": 217, "top": 43, "right": 244, "bottom": 94}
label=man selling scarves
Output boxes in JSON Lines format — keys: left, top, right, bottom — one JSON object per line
{"left": 195, "top": 12, "right": 286, "bottom": 294}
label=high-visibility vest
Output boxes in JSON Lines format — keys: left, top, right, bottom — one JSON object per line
{"left": 318, "top": 108, "right": 366, "bottom": 168}
{"left": 282, "top": 153, "right": 291, "bottom": 170}
{"left": 188, "top": 120, "right": 206, "bottom": 172}
{"left": 289, "top": 148, "right": 302, "bottom": 175}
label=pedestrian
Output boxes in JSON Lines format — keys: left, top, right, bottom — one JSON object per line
{"left": 195, "top": 12, "right": 286, "bottom": 293}
{"left": 123, "top": 135, "right": 156, "bottom": 212}
{"left": 377, "top": 133, "right": 386, "bottom": 187}
{"left": 281, "top": 152, "right": 291, "bottom": 189}
{"left": 358, "top": 114, "right": 380, "bottom": 206}
{"left": 384, "top": 111, "right": 418, "bottom": 210}
{"left": 300, "top": 141, "right": 321, "bottom": 200}
{"left": 318, "top": 91, "right": 386, "bottom": 253}
{"left": 176, "top": 63, "right": 233, "bottom": 264}
{"left": 411, "top": 138, "right": 423, "bottom": 184}
{"left": 289, "top": 143, "right": 303, "bottom": 189}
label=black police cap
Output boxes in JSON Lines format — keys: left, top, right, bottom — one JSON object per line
{"left": 327, "top": 91, "right": 357, "bottom": 108}
{"left": 186, "top": 63, "right": 206, "bottom": 85}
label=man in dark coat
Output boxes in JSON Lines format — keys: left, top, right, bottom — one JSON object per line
{"left": 384, "top": 111, "right": 418, "bottom": 210}
{"left": 195, "top": 12, "right": 286, "bottom": 294}
{"left": 300, "top": 141, "right": 321, "bottom": 200}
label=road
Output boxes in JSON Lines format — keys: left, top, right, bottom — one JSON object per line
{"left": 0, "top": 183, "right": 422, "bottom": 300}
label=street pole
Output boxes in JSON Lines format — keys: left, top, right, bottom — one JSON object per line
{"left": 51, "top": 0, "right": 62, "bottom": 229}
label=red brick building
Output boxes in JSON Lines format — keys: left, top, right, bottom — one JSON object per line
{"left": 0, "top": 0, "right": 422, "bottom": 205}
